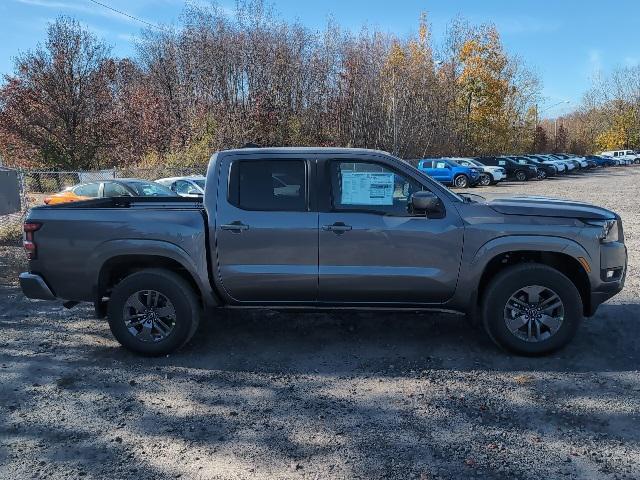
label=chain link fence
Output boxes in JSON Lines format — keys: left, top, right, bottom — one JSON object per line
{"left": 0, "top": 166, "right": 205, "bottom": 244}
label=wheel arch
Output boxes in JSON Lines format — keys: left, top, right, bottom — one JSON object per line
{"left": 91, "top": 239, "right": 218, "bottom": 308}
{"left": 476, "top": 249, "right": 591, "bottom": 316}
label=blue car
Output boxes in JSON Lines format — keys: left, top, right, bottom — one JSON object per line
{"left": 585, "top": 155, "right": 616, "bottom": 167}
{"left": 417, "top": 158, "right": 481, "bottom": 188}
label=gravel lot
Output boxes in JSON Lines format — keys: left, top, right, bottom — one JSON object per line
{"left": 1, "top": 167, "right": 639, "bottom": 480}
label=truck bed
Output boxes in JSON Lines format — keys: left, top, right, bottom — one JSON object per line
{"left": 26, "top": 197, "right": 209, "bottom": 303}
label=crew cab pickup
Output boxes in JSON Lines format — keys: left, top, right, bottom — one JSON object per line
{"left": 20, "top": 148, "right": 627, "bottom": 356}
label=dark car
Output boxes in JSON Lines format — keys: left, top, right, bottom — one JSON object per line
{"left": 508, "top": 156, "right": 557, "bottom": 179}
{"left": 585, "top": 155, "right": 616, "bottom": 167}
{"left": 476, "top": 156, "right": 538, "bottom": 181}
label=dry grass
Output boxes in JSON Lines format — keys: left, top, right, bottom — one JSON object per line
{"left": 0, "top": 219, "right": 22, "bottom": 246}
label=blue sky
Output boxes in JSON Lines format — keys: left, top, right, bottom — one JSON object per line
{"left": 1, "top": 0, "right": 639, "bottom": 117}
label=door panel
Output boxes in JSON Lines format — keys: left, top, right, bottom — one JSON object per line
{"left": 215, "top": 157, "right": 318, "bottom": 302}
{"left": 319, "top": 212, "right": 463, "bottom": 303}
{"left": 319, "top": 160, "right": 463, "bottom": 304}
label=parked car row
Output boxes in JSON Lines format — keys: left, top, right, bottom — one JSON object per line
{"left": 414, "top": 151, "right": 638, "bottom": 189}
{"left": 40, "top": 149, "right": 639, "bottom": 205}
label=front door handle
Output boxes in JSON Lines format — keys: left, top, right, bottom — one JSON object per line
{"left": 322, "top": 222, "right": 352, "bottom": 234}
{"left": 220, "top": 221, "right": 249, "bottom": 233}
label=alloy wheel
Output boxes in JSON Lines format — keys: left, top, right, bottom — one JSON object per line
{"left": 454, "top": 175, "right": 469, "bottom": 188}
{"left": 503, "top": 285, "right": 564, "bottom": 343}
{"left": 123, "top": 290, "right": 176, "bottom": 343}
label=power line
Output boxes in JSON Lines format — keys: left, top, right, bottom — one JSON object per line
{"left": 85, "top": 0, "right": 171, "bottom": 33}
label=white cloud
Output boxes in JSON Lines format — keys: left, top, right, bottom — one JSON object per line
{"left": 588, "top": 49, "right": 602, "bottom": 74}
{"left": 14, "top": 0, "right": 137, "bottom": 24}
{"left": 624, "top": 56, "right": 639, "bottom": 67}
{"left": 498, "top": 16, "right": 562, "bottom": 35}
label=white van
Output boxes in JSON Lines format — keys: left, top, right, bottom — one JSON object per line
{"left": 600, "top": 150, "right": 639, "bottom": 165}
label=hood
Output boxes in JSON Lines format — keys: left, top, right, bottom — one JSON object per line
{"left": 487, "top": 195, "right": 616, "bottom": 220}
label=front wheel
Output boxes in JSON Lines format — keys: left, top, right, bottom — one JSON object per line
{"left": 515, "top": 170, "right": 528, "bottom": 182}
{"left": 453, "top": 174, "right": 469, "bottom": 188}
{"left": 107, "top": 269, "right": 201, "bottom": 356}
{"left": 478, "top": 173, "right": 492, "bottom": 187}
{"left": 537, "top": 169, "right": 547, "bottom": 180}
{"left": 482, "top": 264, "right": 583, "bottom": 355}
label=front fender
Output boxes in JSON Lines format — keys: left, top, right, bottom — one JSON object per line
{"left": 470, "top": 235, "right": 591, "bottom": 272}
{"left": 446, "top": 235, "right": 591, "bottom": 311}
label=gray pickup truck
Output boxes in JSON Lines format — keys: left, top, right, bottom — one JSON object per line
{"left": 20, "top": 148, "right": 627, "bottom": 356}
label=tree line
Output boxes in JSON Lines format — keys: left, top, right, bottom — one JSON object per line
{"left": 0, "top": 1, "right": 542, "bottom": 170}
{"left": 546, "top": 67, "right": 640, "bottom": 154}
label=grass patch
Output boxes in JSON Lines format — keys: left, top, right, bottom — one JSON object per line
{"left": 0, "top": 220, "right": 23, "bottom": 247}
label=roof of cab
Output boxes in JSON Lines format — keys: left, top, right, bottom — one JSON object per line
{"left": 216, "top": 147, "right": 394, "bottom": 156}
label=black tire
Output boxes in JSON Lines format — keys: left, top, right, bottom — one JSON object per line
{"left": 537, "top": 169, "right": 547, "bottom": 180}
{"left": 515, "top": 170, "right": 528, "bottom": 182}
{"left": 453, "top": 174, "right": 469, "bottom": 188}
{"left": 479, "top": 173, "right": 492, "bottom": 187}
{"left": 107, "top": 269, "right": 201, "bottom": 356}
{"left": 481, "top": 264, "right": 583, "bottom": 356}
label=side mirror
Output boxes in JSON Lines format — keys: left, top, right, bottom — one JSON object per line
{"left": 410, "top": 191, "right": 440, "bottom": 213}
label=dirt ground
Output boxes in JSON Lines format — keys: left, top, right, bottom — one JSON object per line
{"left": 1, "top": 167, "right": 639, "bottom": 480}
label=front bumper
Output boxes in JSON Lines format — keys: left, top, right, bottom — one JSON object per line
{"left": 587, "top": 241, "right": 627, "bottom": 316}
{"left": 19, "top": 272, "right": 56, "bottom": 300}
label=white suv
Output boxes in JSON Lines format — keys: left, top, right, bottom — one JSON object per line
{"left": 453, "top": 158, "right": 507, "bottom": 186}
{"left": 601, "top": 150, "right": 639, "bottom": 165}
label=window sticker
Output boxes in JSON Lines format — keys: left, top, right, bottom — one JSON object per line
{"left": 341, "top": 172, "right": 394, "bottom": 205}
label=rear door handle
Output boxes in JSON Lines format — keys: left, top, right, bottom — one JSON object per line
{"left": 322, "top": 222, "right": 352, "bottom": 234}
{"left": 220, "top": 221, "right": 249, "bottom": 233}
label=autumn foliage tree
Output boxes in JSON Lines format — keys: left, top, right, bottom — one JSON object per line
{"left": 0, "top": 3, "right": 542, "bottom": 169}
{"left": 0, "top": 18, "right": 124, "bottom": 169}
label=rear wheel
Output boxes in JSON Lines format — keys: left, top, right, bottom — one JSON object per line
{"left": 107, "top": 269, "right": 200, "bottom": 356}
{"left": 482, "top": 264, "right": 583, "bottom": 355}
{"left": 479, "top": 173, "right": 492, "bottom": 186}
{"left": 515, "top": 170, "right": 528, "bottom": 182}
{"left": 537, "top": 169, "right": 547, "bottom": 180}
{"left": 453, "top": 174, "right": 469, "bottom": 188}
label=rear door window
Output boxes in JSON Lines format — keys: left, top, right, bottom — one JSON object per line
{"left": 228, "top": 160, "right": 307, "bottom": 211}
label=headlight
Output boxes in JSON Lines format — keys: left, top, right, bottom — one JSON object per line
{"left": 585, "top": 219, "right": 619, "bottom": 243}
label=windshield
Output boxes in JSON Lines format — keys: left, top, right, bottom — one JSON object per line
{"left": 193, "top": 179, "right": 205, "bottom": 189}
{"left": 125, "top": 181, "right": 176, "bottom": 196}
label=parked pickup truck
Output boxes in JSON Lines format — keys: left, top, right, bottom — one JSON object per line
{"left": 20, "top": 147, "right": 627, "bottom": 356}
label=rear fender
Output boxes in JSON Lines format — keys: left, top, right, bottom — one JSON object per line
{"left": 89, "top": 239, "right": 217, "bottom": 307}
